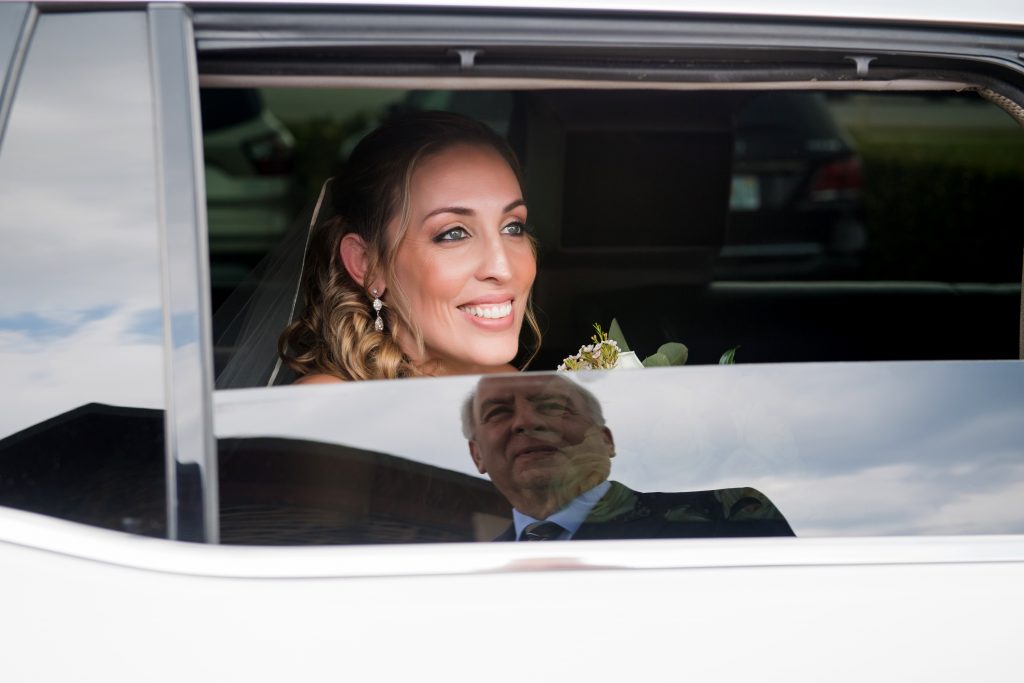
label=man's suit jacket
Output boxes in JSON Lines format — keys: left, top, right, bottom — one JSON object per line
{"left": 496, "top": 480, "right": 794, "bottom": 541}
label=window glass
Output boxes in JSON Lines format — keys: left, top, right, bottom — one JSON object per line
{"left": 215, "top": 362, "right": 1024, "bottom": 543}
{"left": 205, "top": 85, "right": 1023, "bottom": 546}
{"left": 0, "top": 13, "right": 166, "bottom": 536}
{"left": 0, "top": 4, "right": 29, "bottom": 96}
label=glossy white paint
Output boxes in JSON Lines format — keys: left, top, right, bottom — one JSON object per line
{"left": 3, "top": 3, "right": 1022, "bottom": 679}
{"left": 2, "top": 507, "right": 1023, "bottom": 681}
{"left": 4, "top": 506, "right": 1024, "bottom": 578}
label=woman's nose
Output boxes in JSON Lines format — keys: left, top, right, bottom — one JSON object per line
{"left": 477, "top": 233, "right": 513, "bottom": 282}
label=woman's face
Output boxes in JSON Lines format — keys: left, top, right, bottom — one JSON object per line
{"left": 389, "top": 142, "right": 536, "bottom": 374}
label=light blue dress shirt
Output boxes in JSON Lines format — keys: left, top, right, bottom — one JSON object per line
{"left": 511, "top": 480, "right": 612, "bottom": 541}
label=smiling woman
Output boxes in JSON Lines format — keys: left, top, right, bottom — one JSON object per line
{"left": 279, "top": 111, "right": 540, "bottom": 382}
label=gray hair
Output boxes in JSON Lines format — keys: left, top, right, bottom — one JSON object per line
{"left": 461, "top": 374, "right": 606, "bottom": 440}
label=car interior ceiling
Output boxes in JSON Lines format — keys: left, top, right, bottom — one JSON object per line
{"left": 205, "top": 82, "right": 1024, "bottom": 380}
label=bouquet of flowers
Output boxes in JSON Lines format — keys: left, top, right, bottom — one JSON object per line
{"left": 558, "top": 319, "right": 737, "bottom": 372}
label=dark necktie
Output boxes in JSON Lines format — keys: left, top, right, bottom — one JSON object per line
{"left": 520, "top": 520, "right": 565, "bottom": 541}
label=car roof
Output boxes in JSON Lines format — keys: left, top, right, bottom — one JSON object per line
{"left": 186, "top": 0, "right": 1024, "bottom": 30}
{"left": 28, "top": 0, "right": 1024, "bottom": 31}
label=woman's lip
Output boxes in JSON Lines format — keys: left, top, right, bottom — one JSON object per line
{"left": 458, "top": 295, "right": 515, "bottom": 306}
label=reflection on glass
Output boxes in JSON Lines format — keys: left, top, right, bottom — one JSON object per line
{"left": 461, "top": 373, "right": 793, "bottom": 541}
{"left": 0, "top": 4, "right": 29, "bottom": 95}
{"left": 0, "top": 12, "right": 164, "bottom": 439}
{"left": 215, "top": 361, "right": 1024, "bottom": 543}
{"left": 0, "top": 13, "right": 165, "bottom": 535}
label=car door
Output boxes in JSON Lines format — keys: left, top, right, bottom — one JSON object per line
{"left": 1, "top": 3, "right": 1023, "bottom": 681}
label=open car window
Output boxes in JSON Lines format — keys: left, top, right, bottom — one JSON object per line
{"left": 206, "top": 81, "right": 1024, "bottom": 545}
{"left": 210, "top": 87, "right": 1022, "bottom": 374}
{"left": 200, "top": 6, "right": 1024, "bottom": 545}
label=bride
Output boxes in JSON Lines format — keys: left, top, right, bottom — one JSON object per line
{"left": 277, "top": 111, "right": 540, "bottom": 383}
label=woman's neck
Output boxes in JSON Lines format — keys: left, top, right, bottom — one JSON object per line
{"left": 415, "top": 358, "right": 518, "bottom": 377}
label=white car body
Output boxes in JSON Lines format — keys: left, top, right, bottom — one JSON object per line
{"left": 2, "top": 1, "right": 1023, "bottom": 680}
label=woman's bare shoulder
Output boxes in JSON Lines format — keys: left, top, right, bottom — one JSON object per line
{"left": 294, "top": 373, "right": 345, "bottom": 385}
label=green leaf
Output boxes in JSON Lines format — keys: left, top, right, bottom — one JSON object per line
{"left": 657, "top": 342, "right": 688, "bottom": 366}
{"left": 719, "top": 346, "right": 739, "bottom": 365}
{"left": 642, "top": 352, "right": 670, "bottom": 367}
{"left": 608, "top": 318, "right": 631, "bottom": 352}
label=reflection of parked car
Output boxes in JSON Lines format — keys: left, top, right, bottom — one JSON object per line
{"left": 722, "top": 92, "right": 866, "bottom": 278}
{"left": 391, "top": 90, "right": 865, "bottom": 281}
{"left": 1, "top": 1, "right": 1023, "bottom": 680}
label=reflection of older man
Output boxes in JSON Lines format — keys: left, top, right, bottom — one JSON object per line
{"left": 462, "top": 374, "right": 793, "bottom": 541}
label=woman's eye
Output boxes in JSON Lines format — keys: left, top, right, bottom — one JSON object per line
{"left": 501, "top": 221, "right": 526, "bottom": 236}
{"left": 433, "top": 227, "right": 469, "bottom": 243}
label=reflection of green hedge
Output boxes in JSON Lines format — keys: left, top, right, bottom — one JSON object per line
{"left": 851, "top": 128, "right": 1024, "bottom": 283}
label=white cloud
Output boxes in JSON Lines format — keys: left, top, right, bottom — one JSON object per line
{"left": 0, "top": 10, "right": 160, "bottom": 318}
{"left": 0, "top": 305, "right": 165, "bottom": 440}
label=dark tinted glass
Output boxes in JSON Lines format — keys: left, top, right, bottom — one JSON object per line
{"left": 0, "top": 13, "right": 166, "bottom": 536}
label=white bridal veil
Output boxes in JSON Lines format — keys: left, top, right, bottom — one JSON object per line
{"left": 213, "top": 180, "right": 333, "bottom": 390}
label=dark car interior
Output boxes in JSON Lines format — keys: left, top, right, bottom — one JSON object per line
{"left": 208, "top": 86, "right": 1023, "bottom": 376}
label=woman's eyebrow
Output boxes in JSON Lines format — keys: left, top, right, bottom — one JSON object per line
{"left": 424, "top": 206, "right": 473, "bottom": 219}
{"left": 423, "top": 199, "right": 526, "bottom": 221}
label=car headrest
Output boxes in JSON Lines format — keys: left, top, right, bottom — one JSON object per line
{"left": 515, "top": 90, "right": 736, "bottom": 259}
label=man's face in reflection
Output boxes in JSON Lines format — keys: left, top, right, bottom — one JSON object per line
{"left": 468, "top": 375, "right": 615, "bottom": 509}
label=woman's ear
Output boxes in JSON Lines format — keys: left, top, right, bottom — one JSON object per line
{"left": 339, "top": 233, "right": 385, "bottom": 294}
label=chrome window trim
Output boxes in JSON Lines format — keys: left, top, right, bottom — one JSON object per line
{"left": 149, "top": 4, "right": 218, "bottom": 543}
{"left": 191, "top": 10, "right": 1024, "bottom": 70}
{"left": 192, "top": 9, "right": 1024, "bottom": 114}
{"left": 199, "top": 74, "right": 976, "bottom": 92}
{"left": 0, "top": 3, "right": 35, "bottom": 151}
{"left": 3, "top": 506, "right": 1024, "bottom": 580}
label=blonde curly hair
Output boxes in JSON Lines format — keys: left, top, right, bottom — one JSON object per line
{"left": 279, "top": 111, "right": 541, "bottom": 381}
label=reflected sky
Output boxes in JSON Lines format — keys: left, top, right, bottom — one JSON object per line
{"left": 0, "top": 13, "right": 164, "bottom": 439}
{"left": 0, "top": 13, "right": 160, "bottom": 318}
{"left": 215, "top": 361, "right": 1024, "bottom": 537}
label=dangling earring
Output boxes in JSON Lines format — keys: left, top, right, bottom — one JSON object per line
{"left": 371, "top": 288, "right": 384, "bottom": 332}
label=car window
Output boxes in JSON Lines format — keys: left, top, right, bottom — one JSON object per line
{"left": 0, "top": 12, "right": 166, "bottom": 536}
{"left": 209, "top": 87, "right": 1023, "bottom": 373}
{"left": 205, "top": 84, "right": 1023, "bottom": 545}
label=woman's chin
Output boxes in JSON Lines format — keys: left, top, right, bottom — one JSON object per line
{"left": 466, "top": 348, "right": 520, "bottom": 372}
{"left": 445, "top": 341, "right": 520, "bottom": 374}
